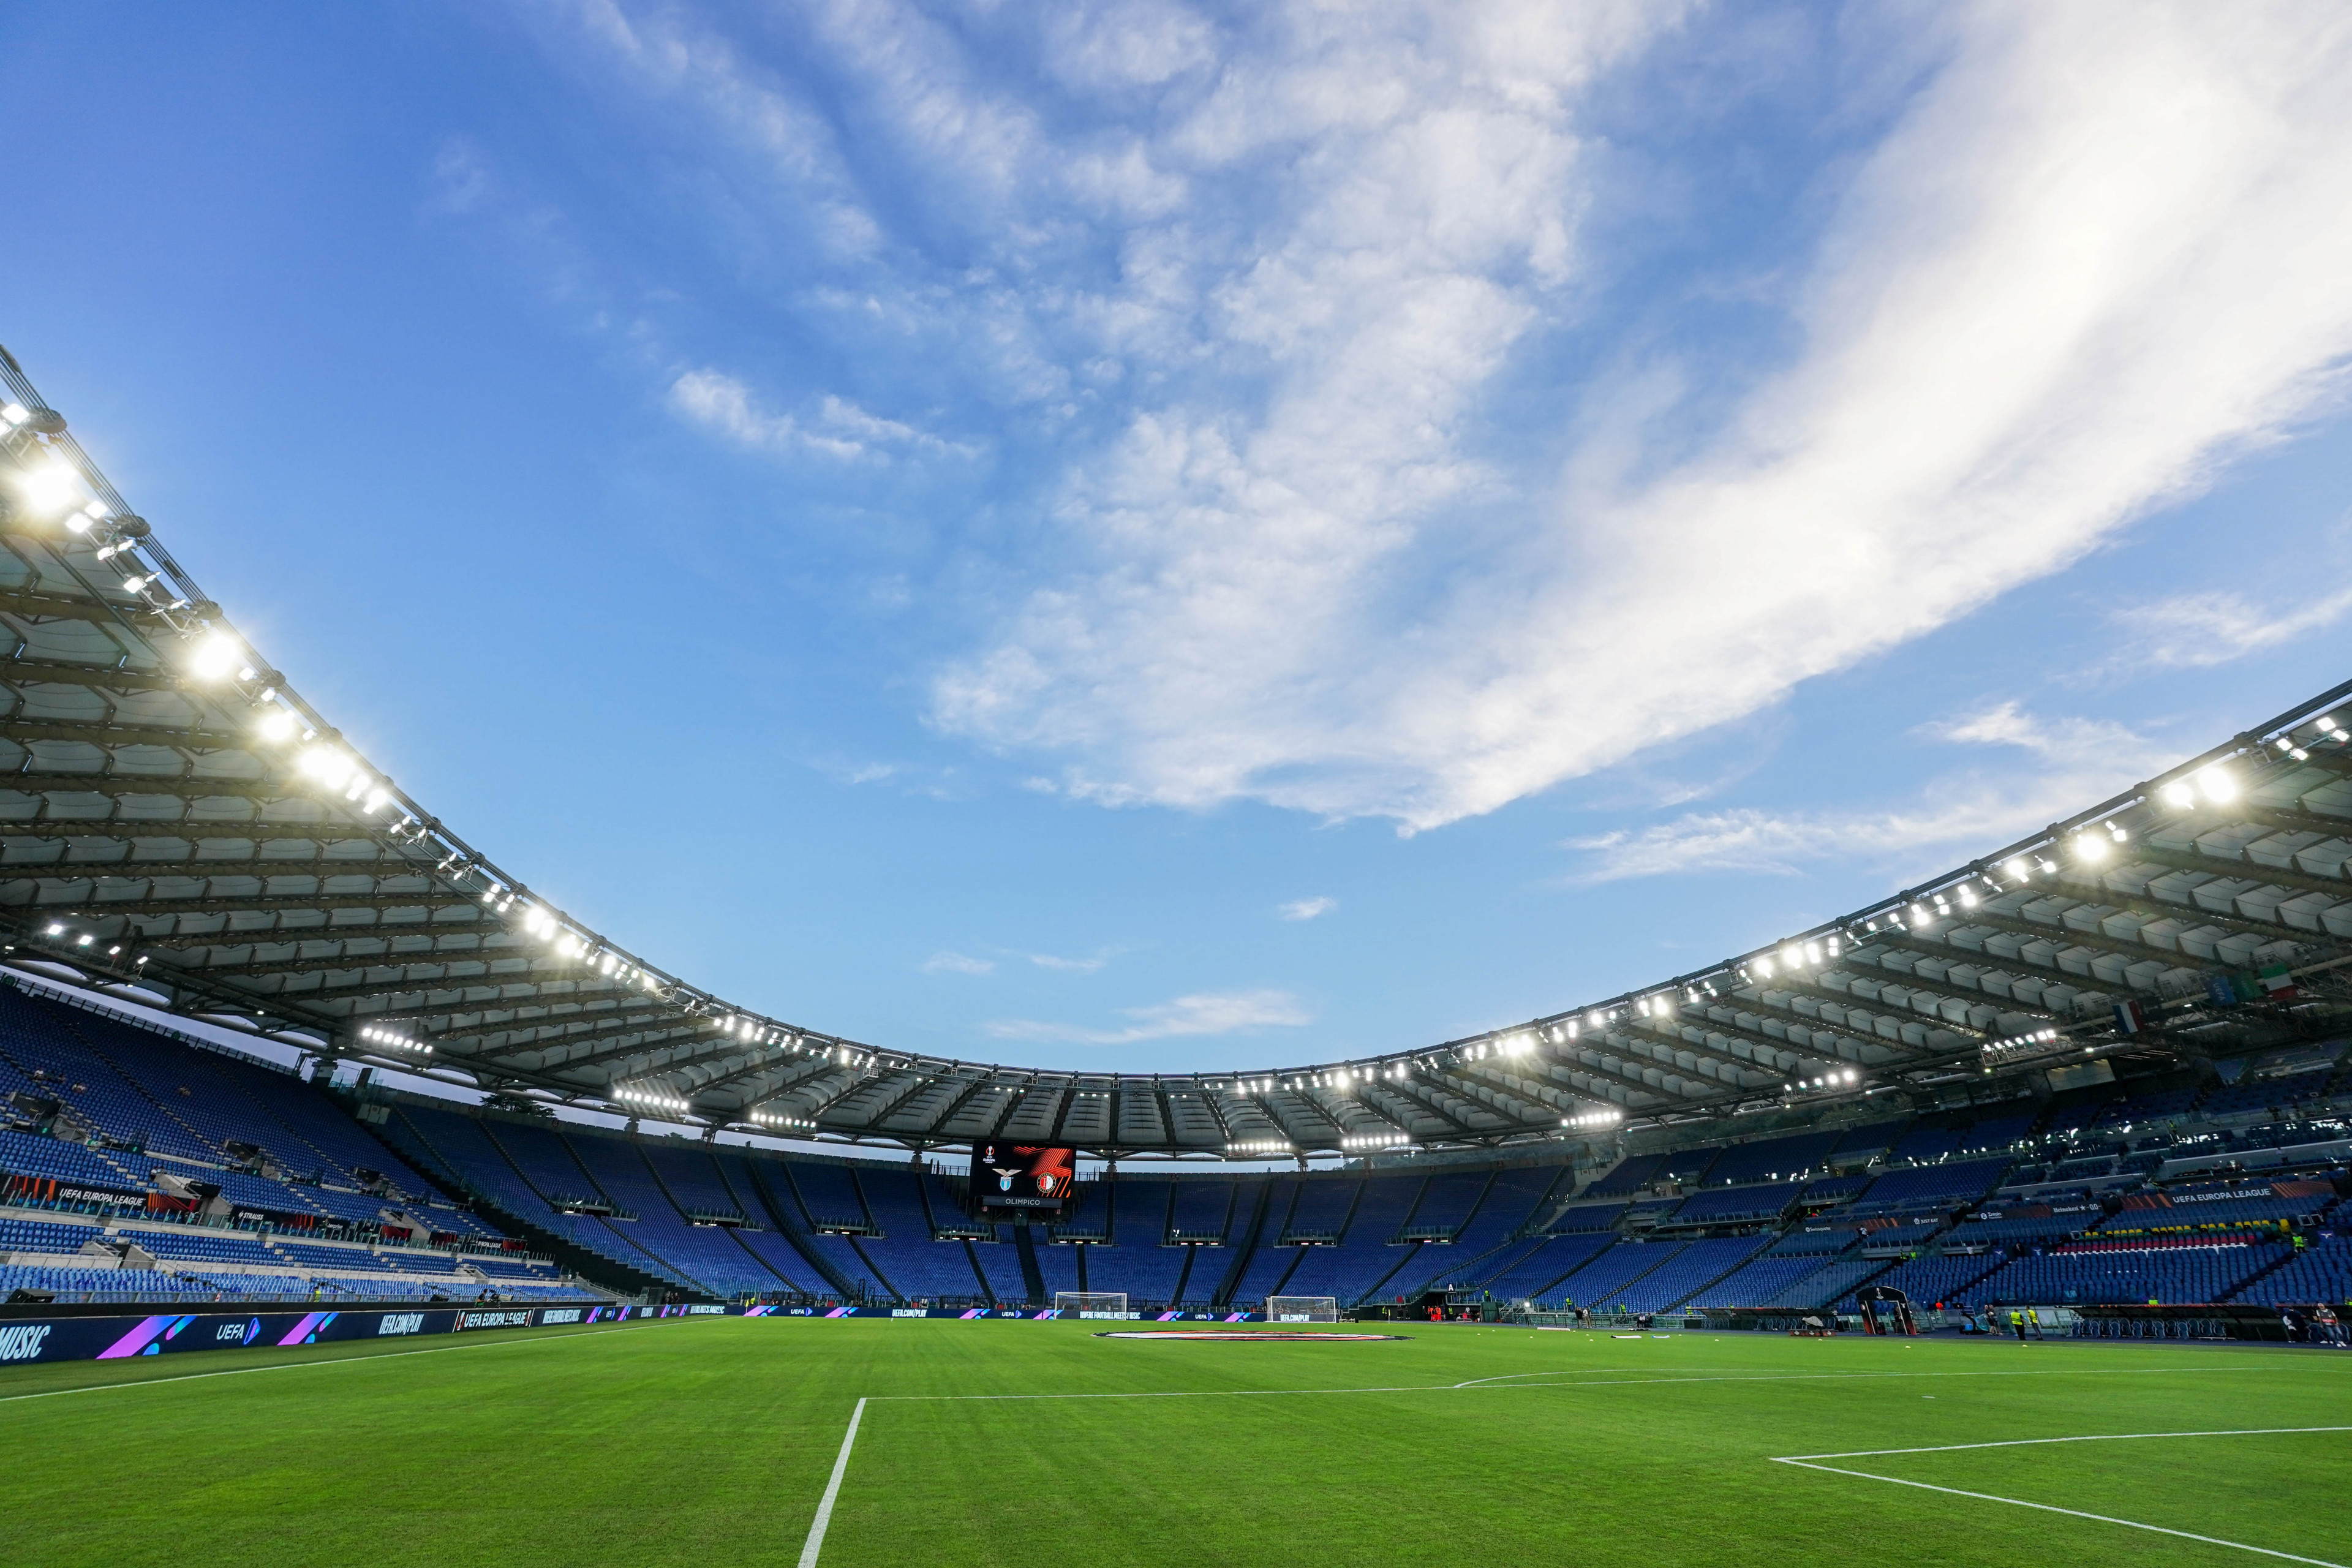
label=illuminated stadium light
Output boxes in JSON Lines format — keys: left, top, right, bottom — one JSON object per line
{"left": 43, "top": 922, "right": 63, "bottom": 936}
{"left": 2159, "top": 778, "right": 2195, "bottom": 809}
{"left": 183, "top": 630, "right": 245, "bottom": 682}
{"left": 615, "top": 1085, "right": 692, "bottom": 1115}
{"left": 14, "top": 457, "right": 81, "bottom": 515}
{"left": 1226, "top": 1140, "right": 1292, "bottom": 1154}
{"left": 1341, "top": 1132, "right": 1411, "bottom": 1150}
{"left": 1981, "top": 1027, "right": 2065, "bottom": 1065}
{"left": 2196, "top": 762, "right": 2238, "bottom": 803}
{"left": 751, "top": 1109, "right": 816, "bottom": 1131}
{"left": 357, "top": 1023, "right": 431, "bottom": 1055}
{"left": 1562, "top": 1107, "right": 1621, "bottom": 1128}
{"left": 297, "top": 744, "right": 354, "bottom": 788}
{"left": 2073, "top": 832, "right": 2109, "bottom": 864}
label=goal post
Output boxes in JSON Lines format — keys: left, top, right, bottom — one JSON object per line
{"left": 1267, "top": 1295, "right": 1340, "bottom": 1324}
{"left": 1054, "top": 1292, "right": 1130, "bottom": 1317}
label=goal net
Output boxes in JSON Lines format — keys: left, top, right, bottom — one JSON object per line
{"left": 1267, "top": 1295, "right": 1340, "bottom": 1323}
{"left": 1054, "top": 1292, "right": 1129, "bottom": 1317}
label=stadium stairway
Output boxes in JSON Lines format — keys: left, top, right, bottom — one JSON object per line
{"left": 719, "top": 1150, "right": 863, "bottom": 1300}
{"left": 365, "top": 1111, "right": 679, "bottom": 1301}
{"left": 1014, "top": 1221, "right": 1047, "bottom": 1303}
{"left": 1211, "top": 1180, "right": 1279, "bottom": 1307}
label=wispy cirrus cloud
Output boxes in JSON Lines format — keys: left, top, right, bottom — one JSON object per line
{"left": 2102, "top": 586, "right": 2352, "bottom": 674}
{"left": 984, "top": 988, "right": 1311, "bottom": 1045}
{"left": 1277, "top": 896, "right": 1336, "bottom": 922}
{"left": 1028, "top": 951, "right": 1109, "bottom": 973}
{"left": 1566, "top": 703, "right": 2174, "bottom": 882}
{"left": 929, "top": 2, "right": 2352, "bottom": 829}
{"left": 921, "top": 950, "right": 995, "bottom": 976}
{"left": 669, "top": 369, "right": 965, "bottom": 461}
{"left": 548, "top": 1, "right": 2352, "bottom": 834}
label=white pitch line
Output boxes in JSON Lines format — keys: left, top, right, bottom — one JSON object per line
{"left": 798, "top": 1398, "right": 866, "bottom": 1568}
{"left": 0, "top": 1322, "right": 644, "bottom": 1405}
{"left": 1782, "top": 1426, "right": 2352, "bottom": 1461}
{"left": 797, "top": 1365, "right": 2332, "bottom": 1564}
{"left": 1771, "top": 1455, "right": 2349, "bottom": 1568}
{"left": 865, "top": 1361, "right": 2313, "bottom": 1404}
{"left": 1448, "top": 1362, "right": 2309, "bottom": 1390}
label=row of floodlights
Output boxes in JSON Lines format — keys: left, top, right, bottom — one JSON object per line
{"left": 1226, "top": 1140, "right": 1293, "bottom": 1154}
{"left": 2270, "top": 715, "right": 2350, "bottom": 764}
{"left": 1983, "top": 1027, "right": 2063, "bottom": 1057}
{"left": 1561, "top": 1107, "right": 1623, "bottom": 1128}
{"left": 21, "top": 377, "right": 2309, "bottom": 1125}
{"left": 7, "top": 401, "right": 708, "bottom": 1035}
{"left": 356, "top": 1023, "right": 431, "bottom": 1055}
{"left": 1340, "top": 1133, "right": 1412, "bottom": 1150}
{"left": 614, "top": 1085, "right": 691, "bottom": 1115}
{"left": 39, "top": 921, "right": 144, "bottom": 965}
{"left": 751, "top": 1109, "right": 818, "bottom": 1131}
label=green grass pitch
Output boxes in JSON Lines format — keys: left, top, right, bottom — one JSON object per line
{"left": 4, "top": 1318, "right": 2347, "bottom": 1567}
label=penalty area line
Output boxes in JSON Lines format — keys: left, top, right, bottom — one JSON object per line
{"left": 1771, "top": 1430, "right": 2352, "bottom": 1568}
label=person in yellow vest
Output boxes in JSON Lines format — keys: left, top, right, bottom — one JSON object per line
{"left": 2008, "top": 1308, "right": 2025, "bottom": 1341}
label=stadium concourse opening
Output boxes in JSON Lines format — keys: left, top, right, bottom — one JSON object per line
{"left": 5, "top": 369, "right": 2352, "bottom": 1563}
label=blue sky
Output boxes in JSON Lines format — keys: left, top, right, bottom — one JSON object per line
{"left": 7, "top": 1, "right": 2351, "bottom": 1082}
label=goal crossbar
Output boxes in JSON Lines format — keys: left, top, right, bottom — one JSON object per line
{"left": 1054, "top": 1292, "right": 1130, "bottom": 1317}
{"left": 1267, "top": 1295, "right": 1340, "bottom": 1323}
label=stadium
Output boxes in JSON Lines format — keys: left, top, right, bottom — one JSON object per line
{"left": 9, "top": 9, "right": 2352, "bottom": 1567}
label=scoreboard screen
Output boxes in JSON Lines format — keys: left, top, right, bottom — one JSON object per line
{"left": 969, "top": 1144, "right": 1077, "bottom": 1211}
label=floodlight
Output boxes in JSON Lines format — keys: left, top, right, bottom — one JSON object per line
{"left": 2196, "top": 763, "right": 2236, "bottom": 803}
{"left": 18, "top": 459, "right": 80, "bottom": 514}
{"left": 2075, "top": 833, "right": 2108, "bottom": 864}
{"left": 184, "top": 630, "right": 243, "bottom": 682}
{"left": 297, "top": 745, "right": 353, "bottom": 787}
{"left": 2159, "top": 780, "right": 2195, "bottom": 809}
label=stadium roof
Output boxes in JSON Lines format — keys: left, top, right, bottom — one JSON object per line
{"left": 6, "top": 345, "right": 2352, "bottom": 1160}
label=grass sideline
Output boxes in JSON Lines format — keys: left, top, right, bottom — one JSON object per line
{"left": 3, "top": 1319, "right": 2346, "bottom": 1567}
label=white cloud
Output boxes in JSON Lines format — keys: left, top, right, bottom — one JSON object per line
{"left": 668, "top": 368, "right": 965, "bottom": 461}
{"left": 557, "top": 1, "right": 2352, "bottom": 832}
{"left": 1029, "top": 951, "right": 1109, "bottom": 973}
{"left": 1277, "top": 896, "right": 1336, "bottom": 922}
{"left": 921, "top": 951, "right": 996, "bottom": 975}
{"left": 933, "top": 2, "right": 2352, "bottom": 829}
{"left": 985, "top": 988, "right": 1311, "bottom": 1044}
{"left": 2104, "top": 586, "right": 2352, "bottom": 673}
{"left": 1565, "top": 701, "right": 2175, "bottom": 881}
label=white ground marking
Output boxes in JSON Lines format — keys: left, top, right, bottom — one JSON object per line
{"left": 797, "top": 1396, "right": 866, "bottom": 1568}
{"left": 794, "top": 1361, "right": 2328, "bottom": 1562}
{"left": 1781, "top": 1427, "right": 2352, "bottom": 1461}
{"left": 1772, "top": 1428, "right": 2352, "bottom": 1567}
{"left": 0, "top": 1322, "right": 643, "bottom": 1405}
{"left": 1449, "top": 1363, "right": 2295, "bottom": 1390}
